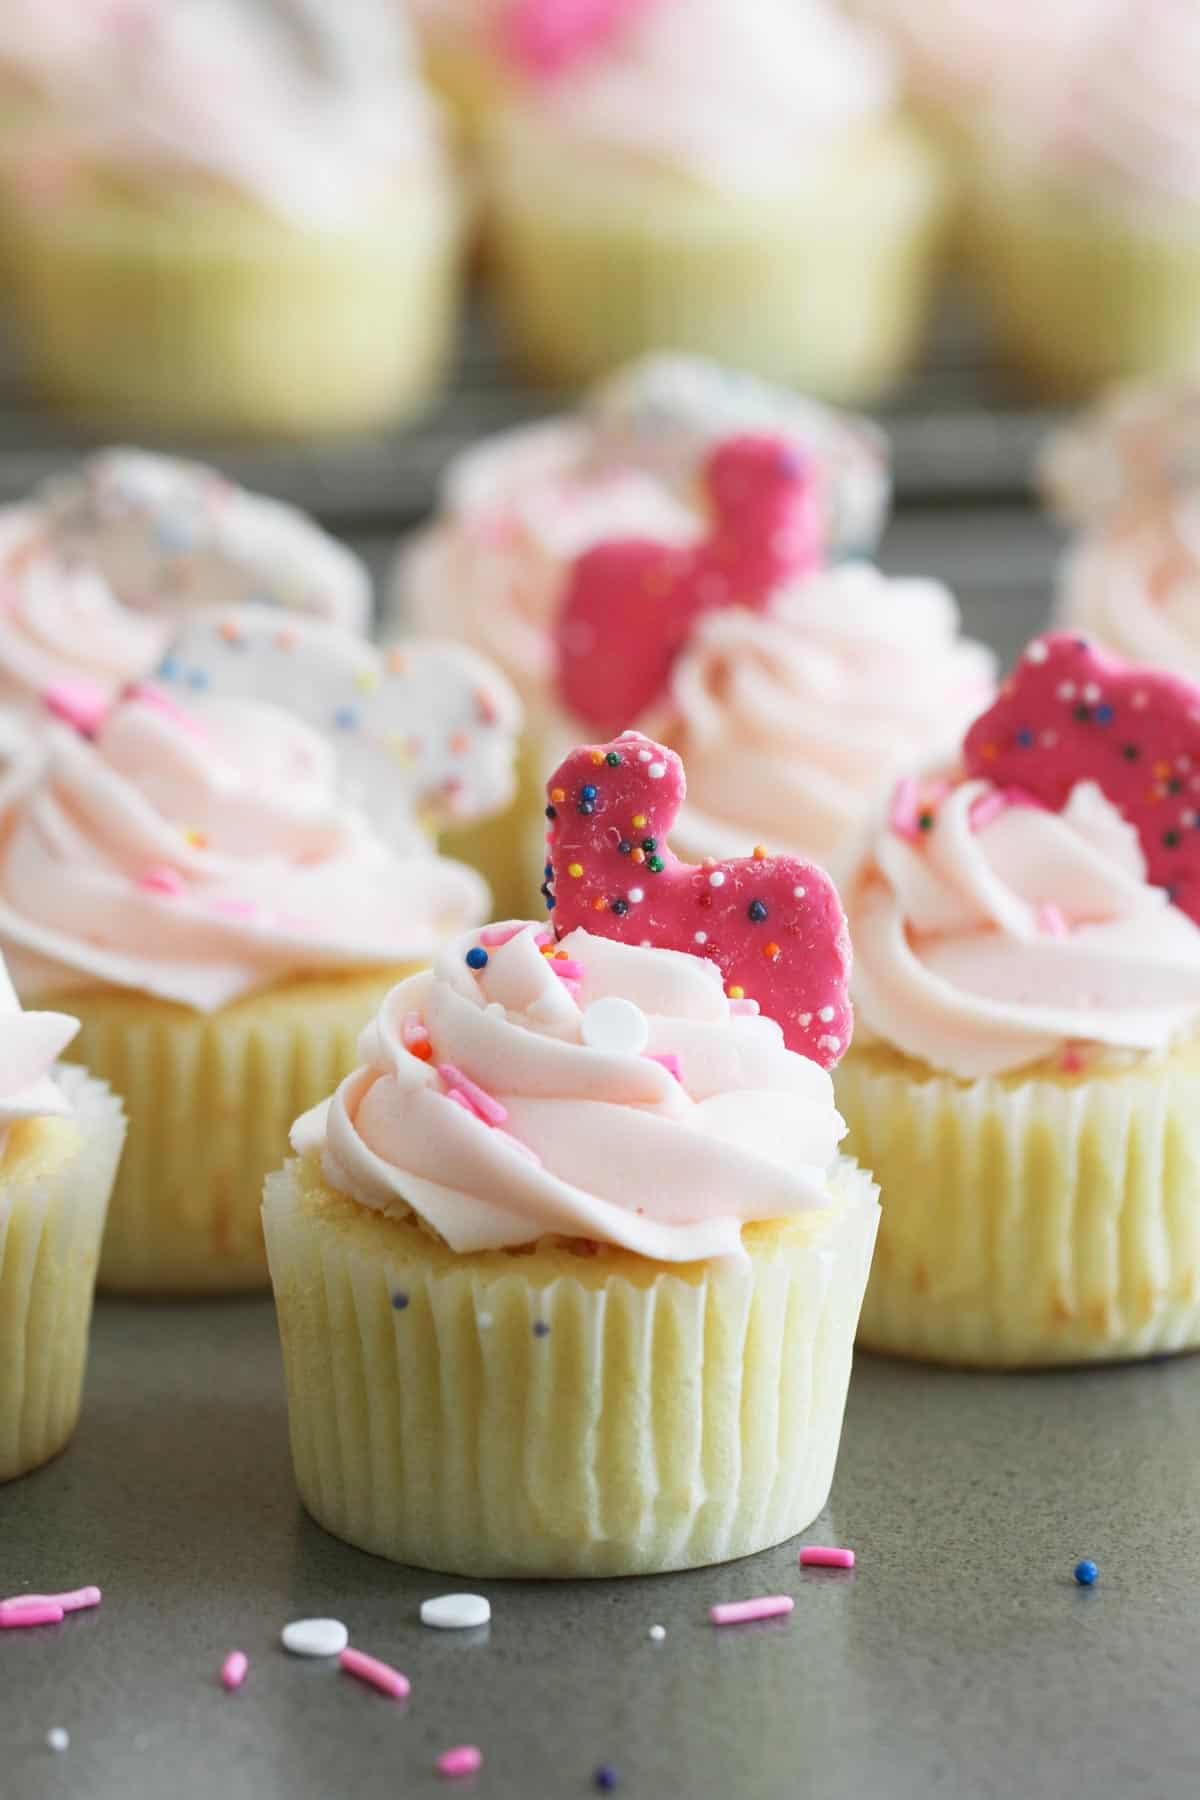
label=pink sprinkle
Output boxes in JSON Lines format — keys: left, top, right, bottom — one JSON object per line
{"left": 968, "top": 790, "right": 1009, "bottom": 832}
{"left": 44, "top": 678, "right": 109, "bottom": 737}
{"left": 558, "top": 978, "right": 582, "bottom": 1000}
{"left": 221, "top": 1651, "right": 249, "bottom": 1691}
{"left": 339, "top": 1647, "right": 410, "bottom": 1700}
{"left": 548, "top": 957, "right": 585, "bottom": 981}
{"left": 534, "top": 929, "right": 553, "bottom": 947}
{"left": 125, "top": 683, "right": 209, "bottom": 739}
{"left": 402, "top": 1011, "right": 431, "bottom": 1050}
{"left": 137, "top": 865, "right": 184, "bottom": 896}
{"left": 480, "top": 922, "right": 525, "bottom": 948}
{"left": 800, "top": 1545, "right": 855, "bottom": 1569}
{"left": 709, "top": 1595, "right": 795, "bottom": 1627}
{"left": 437, "top": 1746, "right": 482, "bottom": 1779}
{"left": 438, "top": 1063, "right": 508, "bottom": 1126}
{"left": 1037, "top": 903, "right": 1068, "bottom": 938}
{"left": 495, "top": 1128, "right": 542, "bottom": 1166}
{"left": 0, "top": 1602, "right": 64, "bottom": 1628}
{"left": 888, "top": 776, "right": 919, "bottom": 841}
{"left": 210, "top": 898, "right": 257, "bottom": 920}
{"left": 3, "top": 1585, "right": 101, "bottom": 1615}
{"left": 645, "top": 1051, "right": 684, "bottom": 1084}
{"left": 446, "top": 1089, "right": 475, "bottom": 1117}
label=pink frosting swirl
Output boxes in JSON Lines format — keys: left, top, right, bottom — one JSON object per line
{"left": 846, "top": 775, "right": 1200, "bottom": 1078}
{"left": 292, "top": 922, "right": 849, "bottom": 1261}
{"left": 0, "top": 954, "right": 77, "bottom": 1133}
{"left": 0, "top": 689, "right": 489, "bottom": 1011}
{"left": 1058, "top": 493, "right": 1200, "bottom": 684}
{"left": 664, "top": 564, "right": 995, "bottom": 876}
{"left": 0, "top": 506, "right": 169, "bottom": 729}
{"left": 1040, "top": 379, "right": 1200, "bottom": 526}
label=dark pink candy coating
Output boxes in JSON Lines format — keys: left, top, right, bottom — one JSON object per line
{"left": 545, "top": 732, "right": 852, "bottom": 1067}
{"left": 497, "top": 0, "right": 659, "bottom": 78}
{"left": 555, "top": 434, "right": 823, "bottom": 735}
{"left": 963, "top": 632, "right": 1200, "bottom": 925}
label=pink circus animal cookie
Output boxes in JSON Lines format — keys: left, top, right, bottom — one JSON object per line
{"left": 554, "top": 434, "right": 822, "bottom": 734}
{"left": 543, "top": 730, "right": 852, "bottom": 1066}
{"left": 964, "top": 632, "right": 1200, "bottom": 925}
{"left": 497, "top": 0, "right": 660, "bottom": 78}
{"left": 149, "top": 606, "right": 522, "bottom": 847}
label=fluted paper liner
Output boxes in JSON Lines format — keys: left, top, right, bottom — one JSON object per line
{"left": 835, "top": 1041, "right": 1200, "bottom": 1367}
{"left": 263, "top": 1152, "right": 879, "bottom": 1578}
{"left": 0, "top": 1067, "right": 126, "bottom": 1483}
{"left": 58, "top": 968, "right": 414, "bottom": 1296}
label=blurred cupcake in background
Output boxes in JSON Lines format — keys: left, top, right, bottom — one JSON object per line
{"left": 3, "top": 0, "right": 468, "bottom": 436}
{"left": 969, "top": 0, "right": 1200, "bottom": 397}
{"left": 0, "top": 607, "right": 519, "bottom": 1294}
{"left": 478, "top": 0, "right": 953, "bottom": 400}
{"left": 1040, "top": 378, "right": 1200, "bottom": 528}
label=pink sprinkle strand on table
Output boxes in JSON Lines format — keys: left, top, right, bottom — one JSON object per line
{"left": 0, "top": 1601, "right": 64, "bottom": 1628}
{"left": 437, "top": 1746, "right": 483, "bottom": 1779}
{"left": 799, "top": 1546, "right": 856, "bottom": 1569}
{"left": 1, "top": 1585, "right": 100, "bottom": 1615}
{"left": 709, "top": 1595, "right": 795, "bottom": 1627}
{"left": 221, "top": 1651, "right": 249, "bottom": 1691}
{"left": 438, "top": 1064, "right": 508, "bottom": 1126}
{"left": 339, "top": 1647, "right": 410, "bottom": 1700}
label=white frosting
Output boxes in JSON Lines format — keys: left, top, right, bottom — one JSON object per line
{"left": 1058, "top": 494, "right": 1200, "bottom": 685}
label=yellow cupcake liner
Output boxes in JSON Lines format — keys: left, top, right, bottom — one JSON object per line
{"left": 967, "top": 167, "right": 1200, "bottom": 397}
{"left": 59, "top": 968, "right": 415, "bottom": 1297}
{"left": 484, "top": 117, "right": 952, "bottom": 403}
{"left": 263, "top": 1151, "right": 878, "bottom": 1577}
{"left": 6, "top": 179, "right": 466, "bottom": 437}
{"left": 438, "top": 733, "right": 547, "bottom": 925}
{"left": 0, "top": 1068, "right": 125, "bottom": 1483}
{"left": 835, "top": 1040, "right": 1200, "bottom": 1368}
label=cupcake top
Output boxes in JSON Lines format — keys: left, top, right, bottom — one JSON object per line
{"left": 845, "top": 633, "right": 1200, "bottom": 1078}
{"left": 1040, "top": 378, "right": 1200, "bottom": 526}
{"left": 294, "top": 728, "right": 856, "bottom": 1262}
{"left": 34, "top": 449, "right": 370, "bottom": 631}
{"left": 663, "top": 562, "right": 995, "bottom": 879}
{"left": 1057, "top": 491, "right": 1200, "bottom": 685}
{"left": 8, "top": 0, "right": 448, "bottom": 227}
{"left": 0, "top": 954, "right": 77, "bottom": 1135}
{"left": 0, "top": 609, "right": 523, "bottom": 1010}
{"left": 487, "top": 0, "right": 897, "bottom": 193}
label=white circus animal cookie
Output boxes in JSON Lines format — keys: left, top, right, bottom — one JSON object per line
{"left": 35, "top": 449, "right": 370, "bottom": 632}
{"left": 156, "top": 606, "right": 522, "bottom": 847}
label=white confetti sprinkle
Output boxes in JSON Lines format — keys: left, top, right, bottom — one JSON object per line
{"left": 818, "top": 1006, "right": 835, "bottom": 1023}
{"left": 792, "top": 886, "right": 806, "bottom": 899}
{"left": 708, "top": 871, "right": 726, "bottom": 888}
{"left": 648, "top": 762, "right": 666, "bottom": 779}
{"left": 581, "top": 997, "right": 649, "bottom": 1057}
{"left": 1083, "top": 683, "right": 1101, "bottom": 703}
{"left": 46, "top": 1729, "right": 69, "bottom": 1754}
{"left": 798, "top": 1012, "right": 812, "bottom": 1027}
{"left": 281, "top": 1618, "right": 349, "bottom": 1659}
{"left": 627, "top": 887, "right": 645, "bottom": 903}
{"left": 818, "top": 1034, "right": 841, "bottom": 1053}
{"left": 694, "top": 931, "right": 708, "bottom": 945}
{"left": 421, "top": 1594, "right": 491, "bottom": 1631}
{"left": 1056, "top": 681, "right": 1076, "bottom": 701}
{"left": 649, "top": 1625, "right": 666, "bottom": 1642}
{"left": 638, "top": 749, "right": 652, "bottom": 763}
{"left": 1026, "top": 641, "right": 1049, "bottom": 663}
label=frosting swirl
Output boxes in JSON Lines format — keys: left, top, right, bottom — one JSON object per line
{"left": 664, "top": 564, "right": 995, "bottom": 876}
{"left": 1058, "top": 494, "right": 1200, "bottom": 684}
{"left": 1039, "top": 379, "right": 1200, "bottom": 526}
{"left": 0, "top": 954, "right": 77, "bottom": 1135}
{"left": 846, "top": 775, "right": 1200, "bottom": 1078}
{"left": 292, "top": 922, "right": 848, "bottom": 1261}
{"left": 36, "top": 450, "right": 370, "bottom": 632}
{"left": 0, "top": 689, "right": 489, "bottom": 1011}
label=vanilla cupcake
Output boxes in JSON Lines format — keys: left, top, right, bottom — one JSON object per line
{"left": 836, "top": 631, "right": 1200, "bottom": 1367}
{"left": 969, "top": 4, "right": 1200, "bottom": 396}
{"left": 4, "top": 0, "right": 466, "bottom": 436}
{"left": 0, "top": 609, "right": 519, "bottom": 1294}
{"left": 264, "top": 731, "right": 877, "bottom": 1576}
{"left": 481, "top": 0, "right": 951, "bottom": 400}
{"left": 1056, "top": 489, "right": 1200, "bottom": 684}
{"left": 0, "top": 956, "right": 125, "bottom": 1482}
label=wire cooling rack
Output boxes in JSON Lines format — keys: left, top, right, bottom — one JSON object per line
{"left": 0, "top": 297, "right": 1060, "bottom": 528}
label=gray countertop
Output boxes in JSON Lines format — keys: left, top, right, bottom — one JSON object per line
{"left": 4, "top": 1299, "right": 1198, "bottom": 1800}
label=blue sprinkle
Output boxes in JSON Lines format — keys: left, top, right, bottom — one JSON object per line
{"left": 594, "top": 1768, "right": 619, "bottom": 1792}
{"left": 533, "top": 1321, "right": 551, "bottom": 1338}
{"left": 333, "top": 705, "right": 358, "bottom": 731}
{"left": 465, "top": 946, "right": 489, "bottom": 971}
{"left": 580, "top": 784, "right": 598, "bottom": 802}
{"left": 185, "top": 668, "right": 209, "bottom": 691}
{"left": 1016, "top": 727, "right": 1035, "bottom": 747}
{"left": 1074, "top": 1559, "right": 1099, "bottom": 1587}
{"left": 157, "top": 655, "right": 180, "bottom": 681}
{"left": 391, "top": 1291, "right": 409, "bottom": 1311}
{"left": 611, "top": 898, "right": 629, "bottom": 916}
{"left": 579, "top": 800, "right": 595, "bottom": 816}
{"left": 748, "top": 899, "right": 768, "bottom": 923}
{"left": 618, "top": 840, "right": 632, "bottom": 856}
{"left": 545, "top": 895, "right": 557, "bottom": 911}
{"left": 1094, "top": 703, "right": 1114, "bottom": 724}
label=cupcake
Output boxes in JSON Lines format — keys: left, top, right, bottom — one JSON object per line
{"left": 0, "top": 954, "right": 125, "bottom": 1482}
{"left": 264, "top": 731, "right": 878, "bottom": 1576}
{"left": 969, "top": 4, "right": 1200, "bottom": 397}
{"left": 836, "top": 631, "right": 1200, "bottom": 1367}
{"left": 3, "top": 0, "right": 466, "bottom": 436}
{"left": 406, "top": 411, "right": 987, "bottom": 904}
{"left": 1055, "top": 488, "right": 1200, "bottom": 684}
{"left": 480, "top": 0, "right": 952, "bottom": 400}
{"left": 1039, "top": 377, "right": 1200, "bottom": 527}
{"left": 0, "top": 608, "right": 520, "bottom": 1294}
{"left": 32, "top": 449, "right": 371, "bottom": 632}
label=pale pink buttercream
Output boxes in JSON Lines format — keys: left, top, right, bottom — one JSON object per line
{"left": 665, "top": 563, "right": 995, "bottom": 879}
{"left": 1039, "top": 378, "right": 1200, "bottom": 526}
{"left": 0, "top": 691, "right": 490, "bottom": 1011}
{"left": 1058, "top": 493, "right": 1200, "bottom": 684}
{"left": 846, "top": 777, "right": 1200, "bottom": 1078}
{"left": 291, "top": 923, "right": 849, "bottom": 1261}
